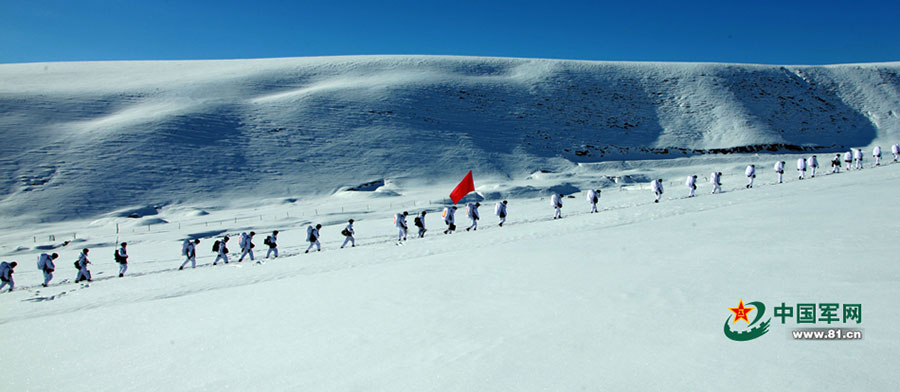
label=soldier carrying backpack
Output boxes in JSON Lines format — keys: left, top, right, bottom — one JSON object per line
{"left": 179, "top": 239, "right": 200, "bottom": 270}
{"left": 341, "top": 220, "right": 355, "bottom": 248}
{"left": 213, "top": 236, "right": 230, "bottom": 265}
{"left": 74, "top": 249, "right": 92, "bottom": 283}
{"left": 305, "top": 224, "right": 322, "bottom": 253}
{"left": 264, "top": 230, "right": 279, "bottom": 258}
{"left": 115, "top": 242, "right": 128, "bottom": 277}
{"left": 0, "top": 261, "right": 17, "bottom": 292}
{"left": 37, "top": 253, "right": 58, "bottom": 287}
{"left": 415, "top": 212, "right": 427, "bottom": 238}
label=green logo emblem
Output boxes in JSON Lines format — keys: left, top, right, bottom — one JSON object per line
{"left": 724, "top": 299, "right": 771, "bottom": 341}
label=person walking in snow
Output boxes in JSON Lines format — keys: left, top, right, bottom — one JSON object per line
{"left": 341, "top": 221, "right": 355, "bottom": 248}
{"left": 179, "top": 239, "right": 200, "bottom": 270}
{"left": 651, "top": 179, "right": 664, "bottom": 203}
{"left": 495, "top": 201, "right": 508, "bottom": 226}
{"left": 264, "top": 231, "right": 279, "bottom": 257}
{"left": 807, "top": 156, "right": 819, "bottom": 178}
{"left": 745, "top": 165, "right": 756, "bottom": 189}
{"left": 831, "top": 154, "right": 841, "bottom": 174}
{"left": 853, "top": 148, "right": 863, "bottom": 170}
{"left": 0, "top": 261, "right": 17, "bottom": 292}
{"left": 115, "top": 242, "right": 128, "bottom": 277}
{"left": 873, "top": 145, "right": 882, "bottom": 166}
{"left": 75, "top": 248, "right": 92, "bottom": 283}
{"left": 415, "top": 212, "right": 427, "bottom": 238}
{"left": 843, "top": 150, "right": 853, "bottom": 170}
{"left": 710, "top": 171, "right": 722, "bottom": 194}
{"left": 213, "top": 236, "right": 230, "bottom": 265}
{"left": 443, "top": 206, "right": 457, "bottom": 234}
{"left": 305, "top": 224, "right": 322, "bottom": 253}
{"left": 37, "top": 252, "right": 58, "bottom": 287}
{"left": 238, "top": 231, "right": 255, "bottom": 262}
{"left": 181, "top": 238, "right": 192, "bottom": 263}
{"left": 774, "top": 161, "right": 785, "bottom": 183}
{"left": 551, "top": 193, "right": 563, "bottom": 219}
{"left": 686, "top": 175, "right": 697, "bottom": 197}
{"left": 892, "top": 144, "right": 899, "bottom": 162}
{"left": 395, "top": 211, "right": 409, "bottom": 240}
{"left": 797, "top": 157, "right": 807, "bottom": 180}
{"left": 466, "top": 202, "right": 480, "bottom": 231}
{"left": 587, "top": 189, "right": 601, "bottom": 212}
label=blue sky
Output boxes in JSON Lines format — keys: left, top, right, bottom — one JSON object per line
{"left": 1, "top": 0, "right": 898, "bottom": 65}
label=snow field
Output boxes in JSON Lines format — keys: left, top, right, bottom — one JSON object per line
{"left": 2, "top": 156, "right": 899, "bottom": 391}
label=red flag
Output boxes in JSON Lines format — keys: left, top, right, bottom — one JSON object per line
{"left": 449, "top": 170, "right": 475, "bottom": 204}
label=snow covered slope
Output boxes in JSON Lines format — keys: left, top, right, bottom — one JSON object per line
{"left": 1, "top": 56, "right": 899, "bottom": 222}
{"left": 2, "top": 160, "right": 899, "bottom": 391}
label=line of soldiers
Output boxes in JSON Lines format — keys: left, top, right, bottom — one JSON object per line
{"left": 392, "top": 200, "right": 510, "bottom": 240}
{"left": 180, "top": 230, "right": 281, "bottom": 268}
{"left": 5, "top": 146, "right": 897, "bottom": 291}
{"left": 679, "top": 147, "right": 897, "bottom": 203}
{"left": 177, "top": 200, "right": 513, "bottom": 272}
{"left": 1, "top": 242, "right": 130, "bottom": 291}
{"left": 548, "top": 148, "right": 896, "bottom": 215}
{"left": 0, "top": 195, "right": 566, "bottom": 290}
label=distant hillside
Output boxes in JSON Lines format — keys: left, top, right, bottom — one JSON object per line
{"left": 1, "top": 56, "right": 899, "bottom": 221}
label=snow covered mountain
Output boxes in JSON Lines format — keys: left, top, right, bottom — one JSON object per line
{"left": 2, "top": 55, "right": 900, "bottom": 391}
{"left": 1, "top": 56, "right": 899, "bottom": 222}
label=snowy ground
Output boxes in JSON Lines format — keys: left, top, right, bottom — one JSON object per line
{"left": 2, "top": 155, "right": 899, "bottom": 391}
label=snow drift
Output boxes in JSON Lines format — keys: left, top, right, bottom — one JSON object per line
{"left": 1, "top": 56, "right": 899, "bottom": 221}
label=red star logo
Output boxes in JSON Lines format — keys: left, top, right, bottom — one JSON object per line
{"left": 729, "top": 299, "right": 754, "bottom": 324}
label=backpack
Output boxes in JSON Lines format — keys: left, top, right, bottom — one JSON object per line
{"left": 414, "top": 217, "right": 422, "bottom": 227}
{"left": 341, "top": 228, "right": 351, "bottom": 236}
{"left": 213, "top": 240, "right": 221, "bottom": 253}
{"left": 114, "top": 249, "right": 121, "bottom": 263}
{"left": 74, "top": 260, "right": 81, "bottom": 269}
{"left": 264, "top": 236, "right": 271, "bottom": 246}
